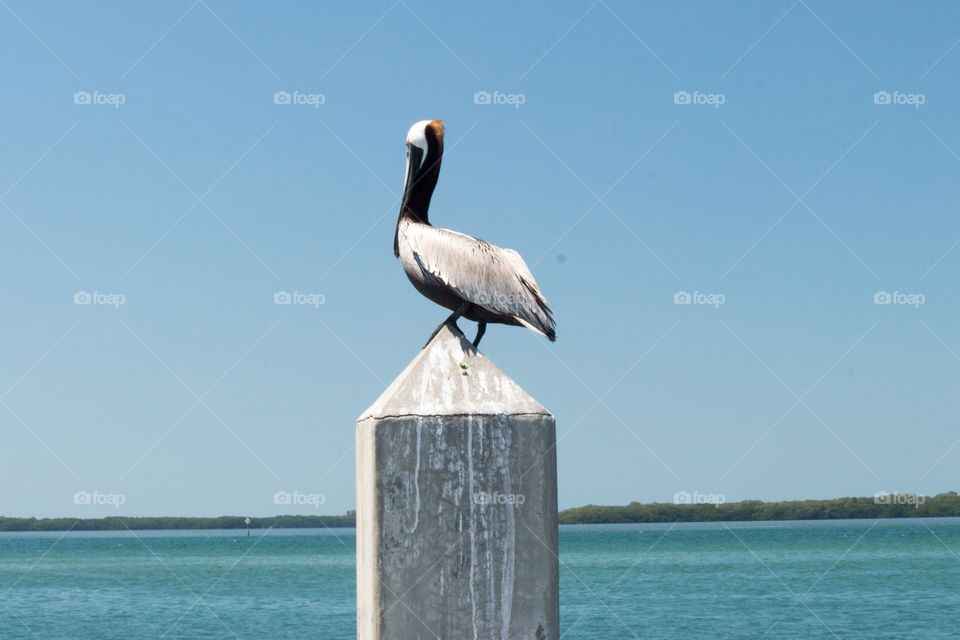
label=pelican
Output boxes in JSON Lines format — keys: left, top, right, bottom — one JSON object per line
{"left": 394, "top": 119, "right": 556, "bottom": 348}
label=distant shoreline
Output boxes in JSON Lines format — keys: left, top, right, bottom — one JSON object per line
{"left": 2, "top": 492, "right": 957, "bottom": 532}
{"left": 558, "top": 492, "right": 959, "bottom": 524}
{"left": 0, "top": 514, "right": 356, "bottom": 532}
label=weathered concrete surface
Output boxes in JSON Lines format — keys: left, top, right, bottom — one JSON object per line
{"left": 356, "top": 324, "right": 558, "bottom": 640}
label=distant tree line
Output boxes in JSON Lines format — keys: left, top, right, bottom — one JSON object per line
{"left": 0, "top": 512, "right": 356, "bottom": 532}
{"left": 557, "top": 492, "right": 960, "bottom": 524}
{"left": 3, "top": 493, "right": 959, "bottom": 531}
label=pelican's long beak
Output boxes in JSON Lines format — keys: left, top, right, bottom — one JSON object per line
{"left": 399, "top": 145, "right": 423, "bottom": 216}
{"left": 394, "top": 145, "right": 423, "bottom": 256}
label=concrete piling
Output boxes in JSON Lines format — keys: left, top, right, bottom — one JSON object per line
{"left": 356, "top": 324, "right": 559, "bottom": 640}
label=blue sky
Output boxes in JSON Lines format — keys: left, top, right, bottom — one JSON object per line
{"left": 1, "top": 1, "right": 959, "bottom": 517}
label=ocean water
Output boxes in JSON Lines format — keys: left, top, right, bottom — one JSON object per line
{"left": 0, "top": 518, "right": 958, "bottom": 639}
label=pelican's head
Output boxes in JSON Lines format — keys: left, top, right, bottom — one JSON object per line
{"left": 402, "top": 119, "right": 444, "bottom": 198}
{"left": 405, "top": 119, "right": 433, "bottom": 165}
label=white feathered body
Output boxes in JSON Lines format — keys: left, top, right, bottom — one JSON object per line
{"left": 397, "top": 217, "right": 556, "bottom": 340}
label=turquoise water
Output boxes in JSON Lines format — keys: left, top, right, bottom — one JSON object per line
{"left": 0, "top": 518, "right": 958, "bottom": 638}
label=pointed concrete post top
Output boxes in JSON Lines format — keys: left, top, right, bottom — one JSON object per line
{"left": 357, "top": 324, "right": 551, "bottom": 421}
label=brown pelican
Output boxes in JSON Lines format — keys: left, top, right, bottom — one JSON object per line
{"left": 394, "top": 119, "right": 556, "bottom": 348}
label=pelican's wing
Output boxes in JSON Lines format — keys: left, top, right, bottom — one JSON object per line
{"left": 409, "top": 225, "right": 556, "bottom": 341}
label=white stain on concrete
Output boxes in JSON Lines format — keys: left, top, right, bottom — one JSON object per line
{"left": 467, "top": 417, "right": 479, "bottom": 640}
{"left": 500, "top": 429, "right": 516, "bottom": 640}
{"left": 411, "top": 420, "right": 422, "bottom": 534}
